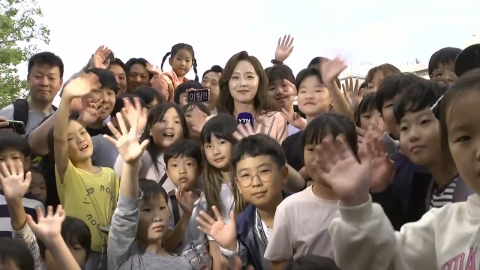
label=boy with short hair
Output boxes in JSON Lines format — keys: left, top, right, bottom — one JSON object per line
{"left": 162, "top": 138, "right": 212, "bottom": 268}
{"left": 374, "top": 74, "right": 433, "bottom": 225}
{"left": 428, "top": 47, "right": 461, "bottom": 82}
{"left": 375, "top": 73, "right": 426, "bottom": 140}
{"left": 196, "top": 133, "right": 290, "bottom": 270}
{"left": 0, "top": 132, "right": 43, "bottom": 237}
{"left": 393, "top": 80, "right": 472, "bottom": 209}
{"left": 53, "top": 72, "right": 119, "bottom": 269}
{"left": 265, "top": 114, "right": 357, "bottom": 270}
{"left": 105, "top": 99, "right": 193, "bottom": 269}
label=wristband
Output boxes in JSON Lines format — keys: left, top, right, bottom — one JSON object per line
{"left": 271, "top": 59, "right": 283, "bottom": 65}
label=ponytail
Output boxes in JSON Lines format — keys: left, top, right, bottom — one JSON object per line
{"left": 160, "top": 52, "right": 171, "bottom": 71}
{"left": 193, "top": 59, "right": 199, "bottom": 82}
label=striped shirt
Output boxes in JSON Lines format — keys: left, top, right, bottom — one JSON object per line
{"left": 430, "top": 178, "right": 457, "bottom": 209}
{"left": 0, "top": 191, "right": 43, "bottom": 237}
{"left": 13, "top": 223, "right": 42, "bottom": 270}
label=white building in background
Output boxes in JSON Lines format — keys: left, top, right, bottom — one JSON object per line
{"left": 402, "top": 63, "right": 429, "bottom": 79}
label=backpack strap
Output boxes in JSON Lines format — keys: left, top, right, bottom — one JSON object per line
{"left": 13, "top": 99, "right": 29, "bottom": 126}
{"left": 159, "top": 173, "right": 169, "bottom": 186}
{"left": 168, "top": 190, "right": 181, "bottom": 226}
{"left": 12, "top": 99, "right": 57, "bottom": 126}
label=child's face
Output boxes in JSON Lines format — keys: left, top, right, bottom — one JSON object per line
{"left": 367, "top": 71, "right": 384, "bottom": 93}
{"left": 267, "top": 80, "right": 295, "bottom": 110}
{"left": 381, "top": 96, "right": 401, "bottom": 138}
{"left": 166, "top": 155, "right": 200, "bottom": 191}
{"left": 446, "top": 91, "right": 480, "bottom": 194}
{"left": 297, "top": 76, "right": 331, "bottom": 117}
{"left": 234, "top": 155, "right": 287, "bottom": 207}
{"left": 29, "top": 171, "right": 46, "bottom": 203}
{"left": 399, "top": 107, "right": 440, "bottom": 167}
{"left": 45, "top": 243, "right": 87, "bottom": 269}
{"left": 0, "top": 150, "right": 29, "bottom": 172}
{"left": 137, "top": 195, "right": 170, "bottom": 244}
{"left": 89, "top": 87, "right": 116, "bottom": 121}
{"left": 203, "top": 134, "right": 232, "bottom": 170}
{"left": 66, "top": 120, "right": 94, "bottom": 162}
{"left": 360, "top": 109, "right": 384, "bottom": 131}
{"left": 150, "top": 108, "right": 184, "bottom": 148}
{"left": 169, "top": 49, "right": 193, "bottom": 77}
{"left": 431, "top": 62, "right": 457, "bottom": 83}
{"left": 303, "top": 142, "right": 320, "bottom": 183}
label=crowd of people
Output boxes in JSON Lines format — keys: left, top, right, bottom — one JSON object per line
{"left": 0, "top": 34, "right": 479, "bottom": 270}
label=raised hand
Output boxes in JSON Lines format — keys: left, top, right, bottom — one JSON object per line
{"left": 313, "top": 135, "right": 371, "bottom": 206}
{"left": 275, "top": 34, "right": 294, "bottom": 63}
{"left": 282, "top": 108, "right": 306, "bottom": 131}
{"left": 281, "top": 79, "right": 297, "bottom": 97}
{"left": 78, "top": 98, "right": 102, "bottom": 125}
{"left": 320, "top": 57, "right": 348, "bottom": 85}
{"left": 27, "top": 205, "right": 65, "bottom": 242}
{"left": 90, "top": 46, "right": 111, "bottom": 69}
{"left": 104, "top": 97, "right": 149, "bottom": 163}
{"left": 63, "top": 72, "right": 101, "bottom": 99}
{"left": 196, "top": 206, "right": 237, "bottom": 250}
{"left": 121, "top": 97, "right": 148, "bottom": 133}
{"left": 368, "top": 136, "right": 394, "bottom": 193}
{"left": 146, "top": 63, "right": 163, "bottom": 76}
{"left": 232, "top": 123, "right": 259, "bottom": 141}
{"left": 176, "top": 184, "right": 196, "bottom": 215}
{"left": 342, "top": 78, "right": 363, "bottom": 109}
{"left": 0, "top": 161, "right": 31, "bottom": 200}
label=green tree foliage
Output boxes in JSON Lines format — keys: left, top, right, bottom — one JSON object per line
{"left": 0, "top": 0, "right": 49, "bottom": 108}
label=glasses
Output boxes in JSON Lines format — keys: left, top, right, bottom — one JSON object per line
{"left": 430, "top": 69, "right": 456, "bottom": 79}
{"left": 235, "top": 170, "right": 273, "bottom": 187}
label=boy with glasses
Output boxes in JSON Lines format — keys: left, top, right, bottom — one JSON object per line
{"left": 196, "top": 133, "right": 290, "bottom": 270}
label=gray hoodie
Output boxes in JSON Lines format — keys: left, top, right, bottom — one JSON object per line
{"left": 107, "top": 194, "right": 193, "bottom": 270}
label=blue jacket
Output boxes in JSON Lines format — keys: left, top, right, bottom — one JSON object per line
{"left": 235, "top": 191, "right": 291, "bottom": 270}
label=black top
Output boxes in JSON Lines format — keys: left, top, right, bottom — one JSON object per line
{"left": 281, "top": 131, "right": 304, "bottom": 172}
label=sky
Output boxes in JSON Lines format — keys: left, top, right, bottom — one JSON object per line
{"left": 17, "top": 0, "right": 480, "bottom": 103}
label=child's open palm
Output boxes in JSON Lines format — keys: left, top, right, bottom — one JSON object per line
{"left": 196, "top": 206, "right": 237, "bottom": 250}
{"left": 105, "top": 97, "right": 149, "bottom": 164}
{"left": 320, "top": 57, "right": 348, "bottom": 84}
{"left": 0, "top": 161, "right": 31, "bottom": 200}
{"left": 27, "top": 205, "right": 65, "bottom": 242}
{"left": 232, "top": 123, "right": 261, "bottom": 141}
{"left": 63, "top": 72, "right": 101, "bottom": 99}
{"left": 314, "top": 135, "right": 372, "bottom": 206}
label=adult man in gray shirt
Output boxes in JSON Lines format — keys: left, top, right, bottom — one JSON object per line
{"left": 0, "top": 52, "right": 64, "bottom": 134}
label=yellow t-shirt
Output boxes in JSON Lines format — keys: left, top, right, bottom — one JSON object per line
{"left": 55, "top": 160, "right": 119, "bottom": 252}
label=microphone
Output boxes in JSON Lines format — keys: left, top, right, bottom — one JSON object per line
{"left": 237, "top": 112, "right": 254, "bottom": 129}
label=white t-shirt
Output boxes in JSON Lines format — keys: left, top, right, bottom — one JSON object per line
{"left": 264, "top": 186, "right": 339, "bottom": 261}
